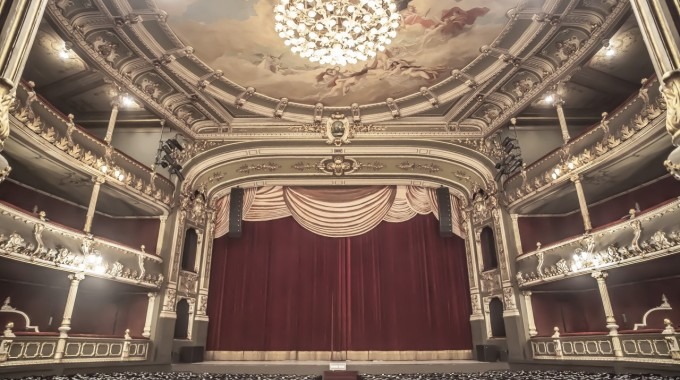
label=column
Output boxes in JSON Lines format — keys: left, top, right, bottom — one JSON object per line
{"left": 83, "top": 176, "right": 105, "bottom": 233}
{"left": 629, "top": 1, "right": 680, "bottom": 177}
{"left": 522, "top": 291, "right": 538, "bottom": 337}
{"left": 103, "top": 98, "right": 120, "bottom": 144}
{"left": 54, "top": 273, "right": 85, "bottom": 361}
{"left": 571, "top": 175, "right": 592, "bottom": 232}
{"left": 142, "top": 293, "right": 157, "bottom": 338}
{"left": 592, "top": 271, "right": 623, "bottom": 357}
{"left": 554, "top": 97, "right": 570, "bottom": 143}
{"left": 0, "top": 1, "right": 48, "bottom": 182}
{"left": 510, "top": 214, "right": 523, "bottom": 256}
{"left": 155, "top": 215, "right": 168, "bottom": 256}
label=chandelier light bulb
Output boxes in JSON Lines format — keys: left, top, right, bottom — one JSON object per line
{"left": 274, "top": 0, "right": 401, "bottom": 66}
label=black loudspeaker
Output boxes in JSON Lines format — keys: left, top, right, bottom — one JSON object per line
{"left": 179, "top": 346, "right": 204, "bottom": 363}
{"left": 475, "top": 344, "right": 500, "bottom": 362}
{"left": 436, "top": 187, "right": 454, "bottom": 238}
{"left": 228, "top": 188, "right": 244, "bottom": 238}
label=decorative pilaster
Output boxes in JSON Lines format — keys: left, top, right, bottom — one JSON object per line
{"left": 630, "top": 0, "right": 680, "bottom": 178}
{"left": 571, "top": 175, "right": 592, "bottom": 232}
{"left": 510, "top": 213, "right": 523, "bottom": 256}
{"left": 54, "top": 273, "right": 85, "bottom": 361}
{"left": 103, "top": 99, "right": 120, "bottom": 144}
{"left": 522, "top": 291, "right": 538, "bottom": 337}
{"left": 156, "top": 215, "right": 168, "bottom": 256}
{"left": 592, "top": 271, "right": 623, "bottom": 357}
{"left": 554, "top": 97, "right": 571, "bottom": 143}
{"left": 83, "top": 176, "right": 105, "bottom": 233}
{"left": 0, "top": 0, "right": 48, "bottom": 182}
{"left": 142, "top": 292, "right": 157, "bottom": 338}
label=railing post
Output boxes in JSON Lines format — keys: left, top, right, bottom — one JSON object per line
{"left": 122, "top": 329, "right": 131, "bottom": 361}
{"left": 552, "top": 327, "right": 563, "bottom": 357}
{"left": 0, "top": 323, "right": 15, "bottom": 363}
{"left": 55, "top": 273, "right": 85, "bottom": 361}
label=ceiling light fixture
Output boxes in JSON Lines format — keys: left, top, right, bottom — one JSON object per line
{"left": 602, "top": 39, "right": 615, "bottom": 57}
{"left": 274, "top": 0, "right": 401, "bottom": 66}
{"left": 543, "top": 94, "right": 555, "bottom": 104}
{"left": 58, "top": 49, "right": 70, "bottom": 60}
{"left": 121, "top": 94, "right": 135, "bottom": 108}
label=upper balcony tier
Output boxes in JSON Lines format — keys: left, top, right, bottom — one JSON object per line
{"left": 6, "top": 83, "right": 174, "bottom": 216}
{"left": 504, "top": 77, "right": 668, "bottom": 212}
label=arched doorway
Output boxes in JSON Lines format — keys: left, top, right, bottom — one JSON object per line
{"left": 181, "top": 228, "right": 198, "bottom": 272}
{"left": 489, "top": 297, "right": 506, "bottom": 338}
{"left": 174, "top": 298, "right": 190, "bottom": 339}
{"left": 480, "top": 226, "right": 498, "bottom": 271}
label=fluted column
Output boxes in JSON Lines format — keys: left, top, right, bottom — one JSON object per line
{"left": 571, "top": 175, "right": 592, "bottom": 232}
{"left": 156, "top": 216, "right": 168, "bottom": 256}
{"left": 142, "top": 292, "right": 157, "bottom": 338}
{"left": 54, "top": 273, "right": 85, "bottom": 361}
{"left": 592, "top": 270, "right": 623, "bottom": 356}
{"left": 103, "top": 99, "right": 120, "bottom": 144}
{"left": 630, "top": 0, "right": 680, "bottom": 179}
{"left": 554, "top": 97, "right": 571, "bottom": 143}
{"left": 522, "top": 291, "right": 538, "bottom": 337}
{"left": 83, "top": 176, "right": 105, "bottom": 233}
{"left": 0, "top": 0, "right": 48, "bottom": 182}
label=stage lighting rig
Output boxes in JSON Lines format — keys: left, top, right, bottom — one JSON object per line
{"left": 152, "top": 120, "right": 186, "bottom": 181}
{"left": 494, "top": 118, "right": 524, "bottom": 182}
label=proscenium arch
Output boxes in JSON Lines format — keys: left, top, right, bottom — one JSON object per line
{"left": 180, "top": 140, "right": 497, "bottom": 202}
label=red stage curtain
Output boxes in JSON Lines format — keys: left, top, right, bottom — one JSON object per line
{"left": 206, "top": 214, "right": 471, "bottom": 352}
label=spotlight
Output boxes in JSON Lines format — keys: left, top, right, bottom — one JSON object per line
{"left": 59, "top": 49, "right": 70, "bottom": 60}
{"left": 100, "top": 164, "right": 108, "bottom": 173}
{"left": 166, "top": 138, "right": 184, "bottom": 151}
{"left": 544, "top": 94, "right": 554, "bottom": 104}
{"left": 605, "top": 47, "right": 615, "bottom": 57}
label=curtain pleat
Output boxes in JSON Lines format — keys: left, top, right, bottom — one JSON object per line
{"left": 213, "top": 185, "right": 463, "bottom": 239}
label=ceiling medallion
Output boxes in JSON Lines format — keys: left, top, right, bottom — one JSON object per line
{"left": 274, "top": 0, "right": 400, "bottom": 66}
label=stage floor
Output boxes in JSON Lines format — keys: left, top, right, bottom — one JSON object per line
{"left": 173, "top": 360, "right": 510, "bottom": 375}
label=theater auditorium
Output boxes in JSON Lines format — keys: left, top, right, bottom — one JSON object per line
{"left": 0, "top": 0, "right": 679, "bottom": 379}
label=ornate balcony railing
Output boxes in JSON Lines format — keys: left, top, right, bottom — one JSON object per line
{"left": 8, "top": 83, "right": 174, "bottom": 208}
{"left": 504, "top": 77, "right": 666, "bottom": 206}
{"left": 0, "top": 201, "right": 163, "bottom": 288}
{"left": 515, "top": 196, "right": 680, "bottom": 288}
{"left": 0, "top": 333, "right": 150, "bottom": 366}
{"left": 531, "top": 330, "right": 680, "bottom": 364}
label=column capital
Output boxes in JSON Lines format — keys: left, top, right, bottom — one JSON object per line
{"left": 159, "top": 215, "right": 168, "bottom": 222}
{"left": 591, "top": 270, "right": 608, "bottom": 280}
{"left": 147, "top": 292, "right": 158, "bottom": 299}
{"left": 570, "top": 174, "right": 582, "bottom": 183}
{"left": 522, "top": 290, "right": 533, "bottom": 297}
{"left": 68, "top": 273, "right": 85, "bottom": 282}
{"left": 92, "top": 175, "right": 106, "bottom": 184}
{"left": 510, "top": 213, "right": 519, "bottom": 221}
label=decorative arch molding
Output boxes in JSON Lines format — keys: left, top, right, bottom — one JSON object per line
{"left": 180, "top": 141, "right": 497, "bottom": 202}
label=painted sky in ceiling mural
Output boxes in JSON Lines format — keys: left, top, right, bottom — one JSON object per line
{"left": 155, "top": 0, "right": 514, "bottom": 106}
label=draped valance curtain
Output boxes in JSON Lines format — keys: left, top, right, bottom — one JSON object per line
{"left": 214, "top": 186, "right": 463, "bottom": 239}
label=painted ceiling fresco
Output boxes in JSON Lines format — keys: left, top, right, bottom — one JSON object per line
{"left": 155, "top": 0, "right": 514, "bottom": 106}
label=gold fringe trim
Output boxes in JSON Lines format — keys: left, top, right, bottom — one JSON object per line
{"left": 205, "top": 350, "right": 472, "bottom": 361}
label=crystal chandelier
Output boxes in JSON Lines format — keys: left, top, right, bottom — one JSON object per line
{"left": 274, "top": 0, "right": 401, "bottom": 66}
